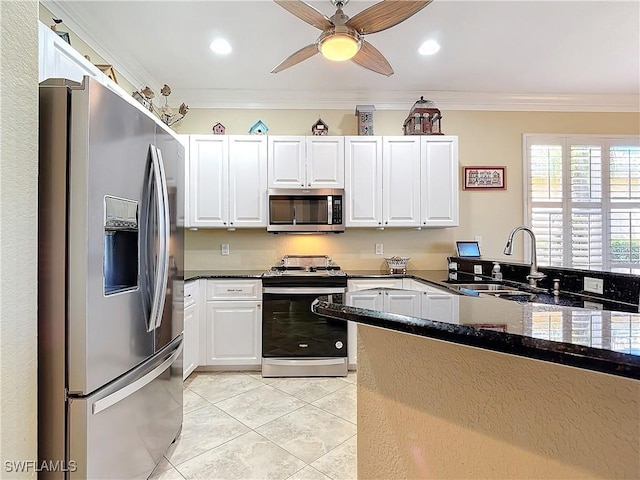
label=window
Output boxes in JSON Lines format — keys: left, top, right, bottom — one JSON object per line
{"left": 524, "top": 135, "right": 640, "bottom": 273}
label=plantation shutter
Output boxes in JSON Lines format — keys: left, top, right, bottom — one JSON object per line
{"left": 525, "top": 135, "right": 640, "bottom": 272}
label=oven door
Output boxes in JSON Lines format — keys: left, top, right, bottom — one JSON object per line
{"left": 262, "top": 287, "right": 347, "bottom": 358}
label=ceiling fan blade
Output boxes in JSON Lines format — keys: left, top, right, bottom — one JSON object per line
{"left": 351, "top": 40, "right": 394, "bottom": 76}
{"left": 274, "top": 0, "right": 332, "bottom": 30}
{"left": 271, "top": 43, "right": 319, "bottom": 73}
{"left": 347, "top": 0, "right": 433, "bottom": 35}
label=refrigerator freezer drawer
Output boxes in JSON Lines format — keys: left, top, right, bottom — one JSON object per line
{"left": 68, "top": 338, "right": 183, "bottom": 480}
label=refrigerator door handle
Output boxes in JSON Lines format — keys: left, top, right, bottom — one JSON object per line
{"left": 91, "top": 341, "right": 182, "bottom": 415}
{"left": 153, "top": 146, "right": 171, "bottom": 330}
{"left": 148, "top": 145, "right": 167, "bottom": 332}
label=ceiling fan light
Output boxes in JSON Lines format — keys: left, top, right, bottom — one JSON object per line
{"left": 418, "top": 40, "right": 440, "bottom": 56}
{"left": 320, "top": 34, "right": 360, "bottom": 61}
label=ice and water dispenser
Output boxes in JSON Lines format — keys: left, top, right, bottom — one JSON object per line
{"left": 104, "top": 196, "right": 138, "bottom": 295}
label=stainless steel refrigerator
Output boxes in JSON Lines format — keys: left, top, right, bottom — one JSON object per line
{"left": 38, "top": 77, "right": 184, "bottom": 479}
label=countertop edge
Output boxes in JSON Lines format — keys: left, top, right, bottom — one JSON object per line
{"left": 312, "top": 300, "right": 640, "bottom": 381}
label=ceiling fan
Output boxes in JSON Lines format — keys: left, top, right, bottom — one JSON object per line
{"left": 271, "top": 0, "right": 433, "bottom": 76}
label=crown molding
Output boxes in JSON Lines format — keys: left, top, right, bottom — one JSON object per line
{"left": 177, "top": 89, "right": 640, "bottom": 112}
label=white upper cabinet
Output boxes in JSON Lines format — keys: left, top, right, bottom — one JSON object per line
{"left": 420, "top": 136, "right": 459, "bottom": 227}
{"left": 345, "top": 137, "right": 383, "bottom": 227}
{"left": 228, "top": 136, "right": 267, "bottom": 227}
{"left": 306, "top": 137, "right": 345, "bottom": 188}
{"left": 382, "top": 136, "right": 421, "bottom": 227}
{"left": 346, "top": 135, "right": 458, "bottom": 228}
{"left": 267, "top": 136, "right": 306, "bottom": 188}
{"left": 189, "top": 135, "right": 229, "bottom": 227}
{"left": 268, "top": 136, "right": 345, "bottom": 188}
{"left": 187, "top": 135, "right": 266, "bottom": 228}
{"left": 39, "top": 22, "right": 100, "bottom": 84}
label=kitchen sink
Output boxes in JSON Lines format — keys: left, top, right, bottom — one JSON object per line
{"left": 453, "top": 283, "right": 523, "bottom": 294}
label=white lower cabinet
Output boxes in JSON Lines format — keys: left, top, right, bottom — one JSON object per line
{"left": 183, "top": 280, "right": 200, "bottom": 380}
{"left": 346, "top": 278, "right": 458, "bottom": 368}
{"left": 346, "top": 278, "right": 404, "bottom": 369}
{"left": 204, "top": 279, "right": 262, "bottom": 368}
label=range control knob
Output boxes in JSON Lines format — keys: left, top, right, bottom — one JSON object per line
{"left": 335, "top": 341, "right": 344, "bottom": 350}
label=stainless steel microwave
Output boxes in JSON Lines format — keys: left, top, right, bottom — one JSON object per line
{"left": 267, "top": 188, "right": 345, "bottom": 233}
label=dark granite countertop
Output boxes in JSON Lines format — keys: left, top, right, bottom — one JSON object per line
{"left": 312, "top": 286, "right": 640, "bottom": 381}
{"left": 184, "top": 270, "right": 265, "bottom": 281}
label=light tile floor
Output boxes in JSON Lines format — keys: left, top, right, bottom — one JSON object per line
{"left": 150, "top": 371, "right": 357, "bottom": 480}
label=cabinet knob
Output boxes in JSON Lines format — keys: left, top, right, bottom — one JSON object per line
{"left": 223, "top": 222, "right": 227, "bottom": 225}
{"left": 308, "top": 183, "right": 311, "bottom": 187}
{"left": 385, "top": 221, "right": 388, "bottom": 225}
{"left": 230, "top": 222, "right": 233, "bottom": 225}
{"left": 378, "top": 222, "right": 381, "bottom": 225}
{"left": 301, "top": 184, "right": 304, "bottom": 187}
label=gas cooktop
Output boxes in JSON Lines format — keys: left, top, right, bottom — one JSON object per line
{"left": 263, "top": 255, "right": 346, "bottom": 277}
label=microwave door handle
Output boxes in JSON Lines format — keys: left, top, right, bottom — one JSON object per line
{"left": 292, "top": 205, "right": 296, "bottom": 225}
{"left": 153, "top": 146, "right": 171, "bottom": 330}
{"left": 328, "top": 196, "right": 332, "bottom": 225}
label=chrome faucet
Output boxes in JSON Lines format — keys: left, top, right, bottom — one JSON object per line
{"left": 503, "top": 226, "right": 546, "bottom": 287}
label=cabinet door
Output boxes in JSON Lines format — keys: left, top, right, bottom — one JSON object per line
{"left": 268, "top": 136, "right": 306, "bottom": 188}
{"left": 345, "top": 137, "right": 383, "bottom": 227}
{"left": 421, "top": 293, "right": 460, "bottom": 324}
{"left": 382, "top": 137, "right": 421, "bottom": 227}
{"left": 344, "top": 290, "right": 384, "bottom": 368}
{"left": 383, "top": 290, "right": 422, "bottom": 317}
{"left": 39, "top": 22, "right": 100, "bottom": 84}
{"left": 229, "top": 136, "right": 267, "bottom": 227}
{"left": 205, "top": 301, "right": 261, "bottom": 366}
{"left": 177, "top": 135, "right": 190, "bottom": 228}
{"left": 183, "top": 303, "right": 198, "bottom": 380}
{"left": 189, "top": 135, "right": 228, "bottom": 227}
{"left": 306, "top": 137, "right": 345, "bottom": 188}
{"left": 421, "top": 136, "right": 459, "bottom": 227}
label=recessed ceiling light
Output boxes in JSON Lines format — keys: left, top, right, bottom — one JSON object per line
{"left": 419, "top": 40, "right": 440, "bottom": 56}
{"left": 209, "top": 38, "right": 232, "bottom": 55}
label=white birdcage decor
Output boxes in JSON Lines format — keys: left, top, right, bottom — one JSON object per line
{"left": 403, "top": 96, "right": 443, "bottom": 135}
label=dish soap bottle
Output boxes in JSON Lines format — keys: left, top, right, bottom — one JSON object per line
{"left": 491, "top": 262, "right": 502, "bottom": 281}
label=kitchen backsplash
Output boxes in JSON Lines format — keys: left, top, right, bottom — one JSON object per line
{"left": 185, "top": 228, "right": 457, "bottom": 271}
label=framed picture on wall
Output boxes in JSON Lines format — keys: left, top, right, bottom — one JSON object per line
{"left": 463, "top": 166, "right": 506, "bottom": 190}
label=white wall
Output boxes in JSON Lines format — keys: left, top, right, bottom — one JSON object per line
{"left": 0, "top": 1, "right": 39, "bottom": 477}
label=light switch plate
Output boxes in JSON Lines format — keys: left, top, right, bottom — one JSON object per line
{"left": 375, "top": 243, "right": 383, "bottom": 255}
{"left": 221, "top": 244, "right": 229, "bottom": 256}
{"left": 583, "top": 276, "right": 603, "bottom": 295}
{"left": 474, "top": 264, "right": 483, "bottom": 275}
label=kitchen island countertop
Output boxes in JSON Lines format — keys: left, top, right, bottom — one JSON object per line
{"left": 313, "top": 284, "right": 640, "bottom": 381}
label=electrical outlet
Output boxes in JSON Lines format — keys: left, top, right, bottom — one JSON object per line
{"left": 375, "top": 243, "right": 383, "bottom": 255}
{"left": 474, "top": 235, "right": 482, "bottom": 246}
{"left": 584, "top": 276, "right": 603, "bottom": 295}
{"left": 221, "top": 244, "right": 229, "bottom": 256}
{"left": 473, "top": 264, "right": 483, "bottom": 275}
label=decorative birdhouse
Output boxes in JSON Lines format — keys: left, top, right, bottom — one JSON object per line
{"left": 212, "top": 122, "right": 226, "bottom": 135}
{"left": 403, "top": 97, "right": 443, "bottom": 135}
{"left": 311, "top": 118, "right": 329, "bottom": 136}
{"left": 249, "top": 120, "right": 269, "bottom": 135}
{"left": 355, "top": 105, "right": 375, "bottom": 136}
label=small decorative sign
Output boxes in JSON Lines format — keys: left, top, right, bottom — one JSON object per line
{"left": 463, "top": 166, "right": 506, "bottom": 190}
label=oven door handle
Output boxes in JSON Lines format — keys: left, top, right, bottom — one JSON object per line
{"left": 263, "top": 287, "right": 346, "bottom": 295}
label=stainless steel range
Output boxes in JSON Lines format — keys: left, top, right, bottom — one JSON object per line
{"left": 262, "top": 255, "right": 348, "bottom": 377}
